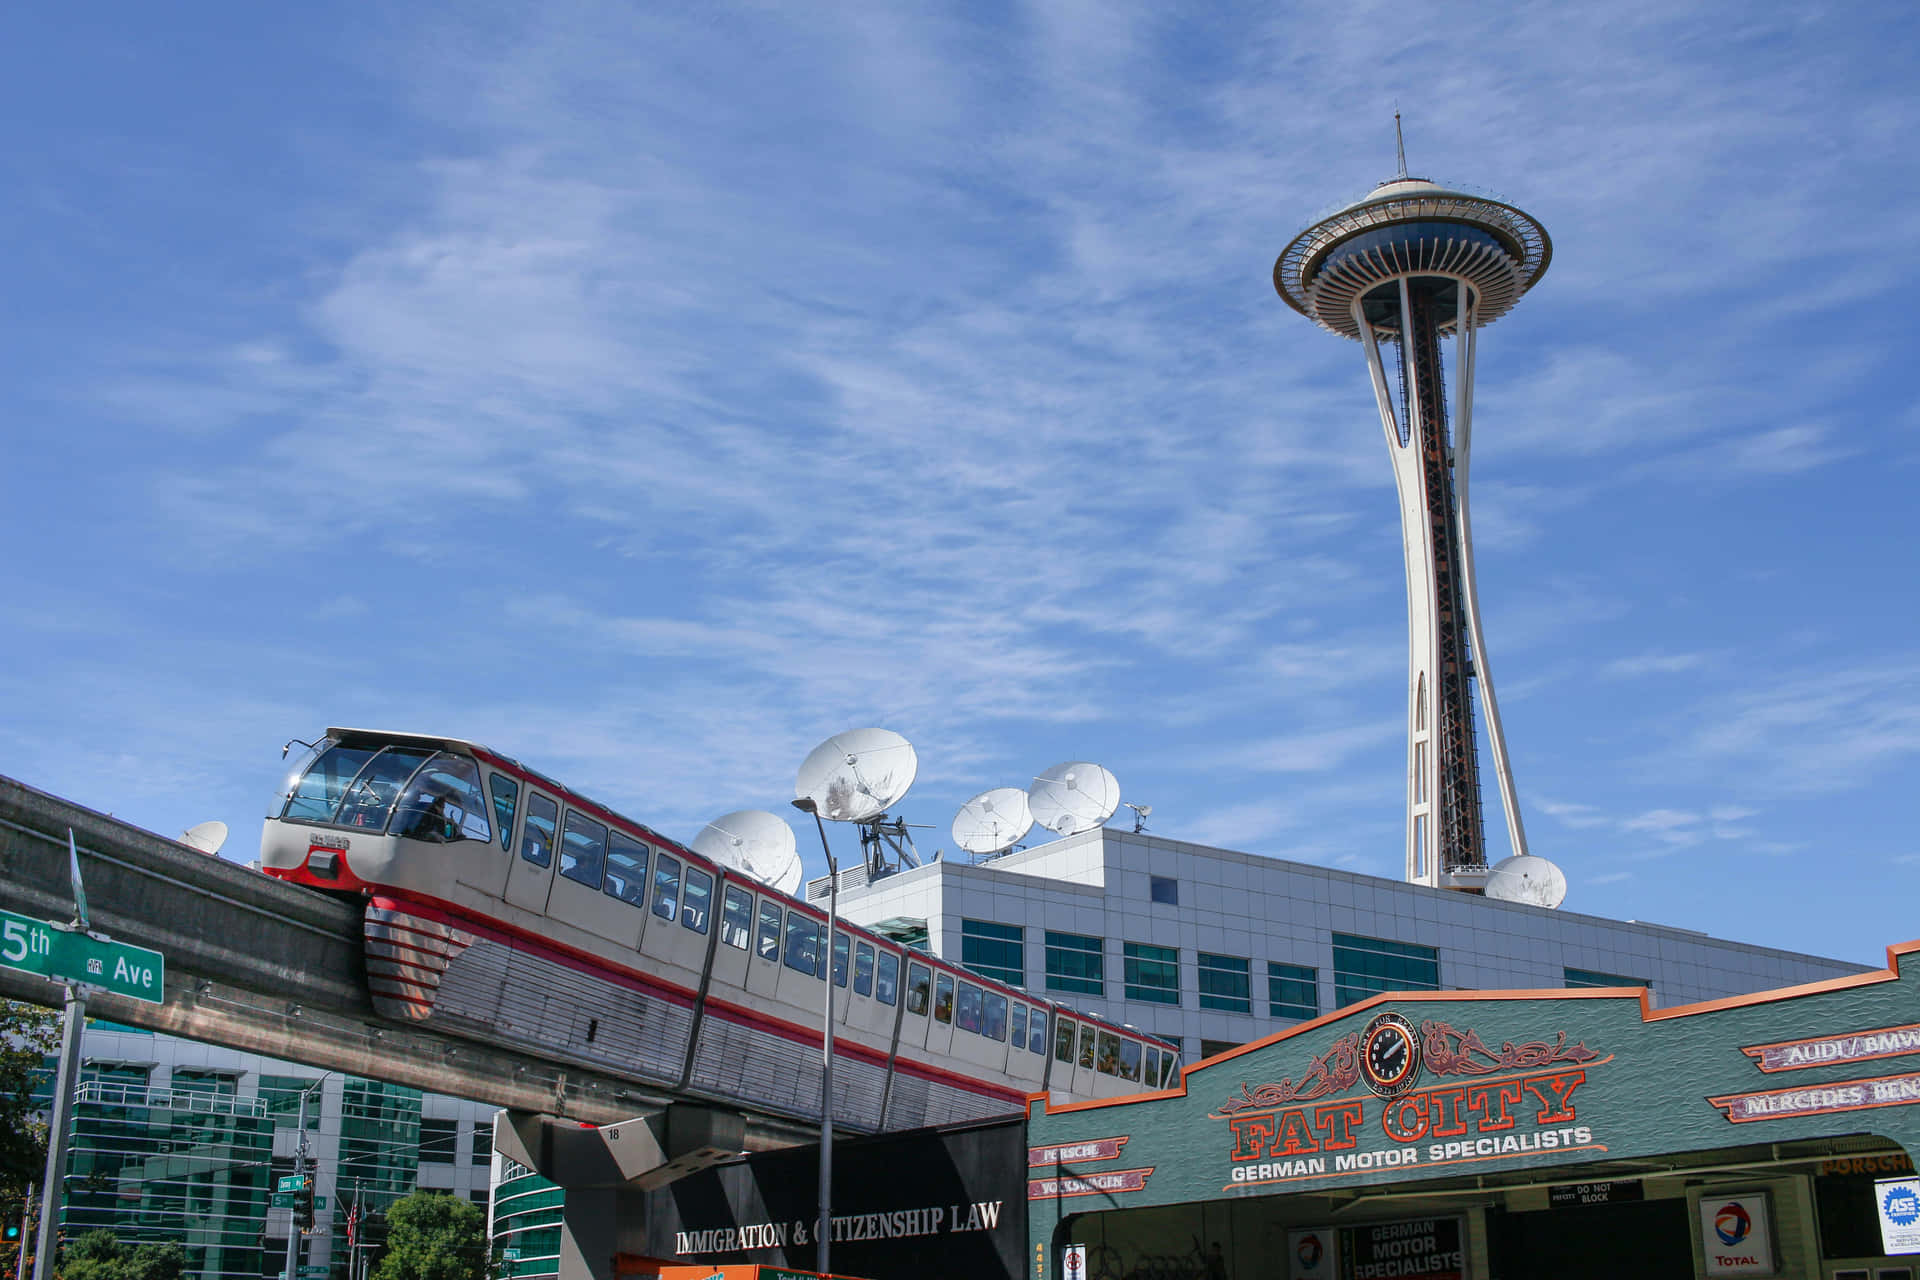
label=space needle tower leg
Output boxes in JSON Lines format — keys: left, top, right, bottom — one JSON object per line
{"left": 1448, "top": 285, "right": 1531, "bottom": 863}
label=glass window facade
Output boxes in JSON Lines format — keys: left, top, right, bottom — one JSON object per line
{"left": 1332, "top": 932, "right": 1439, "bottom": 1007}
{"left": 1044, "top": 931, "right": 1104, "bottom": 996}
{"left": 960, "top": 919, "right": 1025, "bottom": 987}
{"left": 1149, "top": 875, "right": 1178, "bottom": 905}
{"left": 1123, "top": 941, "right": 1180, "bottom": 1005}
{"left": 419, "top": 1116, "right": 459, "bottom": 1164}
{"left": 1565, "top": 966, "right": 1650, "bottom": 990}
{"left": 1268, "top": 961, "right": 1319, "bottom": 1021}
{"left": 1197, "top": 952, "right": 1251, "bottom": 1013}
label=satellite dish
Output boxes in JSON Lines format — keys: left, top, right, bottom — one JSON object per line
{"left": 952, "top": 788, "right": 1034, "bottom": 857}
{"left": 1027, "top": 762, "right": 1121, "bottom": 836}
{"left": 179, "top": 821, "right": 229, "bottom": 855}
{"left": 795, "top": 728, "right": 918, "bottom": 823}
{"left": 692, "top": 810, "right": 803, "bottom": 897}
{"left": 1483, "top": 854, "right": 1568, "bottom": 909}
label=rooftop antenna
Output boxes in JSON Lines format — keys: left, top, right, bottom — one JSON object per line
{"left": 1393, "top": 110, "right": 1408, "bottom": 180}
{"left": 691, "top": 810, "right": 803, "bottom": 897}
{"left": 951, "top": 787, "right": 1034, "bottom": 862}
{"left": 1123, "top": 802, "right": 1151, "bottom": 834}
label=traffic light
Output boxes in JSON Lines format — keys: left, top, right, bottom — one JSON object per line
{"left": 295, "top": 1178, "right": 315, "bottom": 1231}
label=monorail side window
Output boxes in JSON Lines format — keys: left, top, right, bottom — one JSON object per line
{"left": 1055, "top": 1020, "right": 1076, "bottom": 1064}
{"left": 604, "top": 832, "right": 649, "bottom": 907}
{"left": 1097, "top": 1031, "right": 1120, "bottom": 1076}
{"left": 681, "top": 867, "right": 712, "bottom": 934}
{"left": 983, "top": 991, "right": 1008, "bottom": 1042}
{"left": 1144, "top": 1047, "right": 1160, "bottom": 1086}
{"left": 652, "top": 854, "right": 681, "bottom": 922}
{"left": 392, "top": 755, "right": 492, "bottom": 844}
{"left": 488, "top": 774, "right": 518, "bottom": 852}
{"left": 853, "top": 942, "right": 874, "bottom": 996}
{"left": 875, "top": 952, "right": 899, "bottom": 1006}
{"left": 1119, "top": 1038, "right": 1142, "bottom": 1082}
{"left": 720, "top": 886, "right": 752, "bottom": 950}
{"left": 1078, "top": 1025, "right": 1097, "bottom": 1070}
{"left": 832, "top": 932, "right": 849, "bottom": 988}
{"left": 955, "top": 982, "right": 982, "bottom": 1033}
{"left": 1010, "top": 1003, "right": 1028, "bottom": 1049}
{"left": 933, "top": 973, "right": 955, "bottom": 1025}
{"left": 905, "top": 963, "right": 931, "bottom": 1016}
{"left": 281, "top": 742, "right": 372, "bottom": 821}
{"left": 336, "top": 748, "right": 432, "bottom": 831}
{"left": 784, "top": 914, "right": 820, "bottom": 976}
{"left": 522, "top": 795, "right": 558, "bottom": 868}
{"left": 755, "top": 901, "right": 782, "bottom": 961}
{"left": 1029, "top": 1011, "right": 1047, "bottom": 1055}
{"left": 559, "top": 811, "right": 608, "bottom": 887}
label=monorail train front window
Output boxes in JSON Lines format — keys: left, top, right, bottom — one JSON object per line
{"left": 391, "top": 756, "right": 492, "bottom": 844}
{"left": 335, "top": 748, "right": 433, "bottom": 831}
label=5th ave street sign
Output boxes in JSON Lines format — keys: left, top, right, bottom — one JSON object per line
{"left": 0, "top": 907, "right": 164, "bottom": 1003}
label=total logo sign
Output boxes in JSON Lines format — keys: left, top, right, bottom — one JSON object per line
{"left": 1697, "top": 1192, "right": 1775, "bottom": 1277}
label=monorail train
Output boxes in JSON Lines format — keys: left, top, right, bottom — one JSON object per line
{"left": 260, "top": 728, "right": 1179, "bottom": 1132}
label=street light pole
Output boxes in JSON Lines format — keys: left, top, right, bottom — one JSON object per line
{"left": 283, "top": 1073, "right": 331, "bottom": 1280}
{"left": 792, "top": 798, "right": 837, "bottom": 1277}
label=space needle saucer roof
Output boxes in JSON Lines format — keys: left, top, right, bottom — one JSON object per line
{"left": 1274, "top": 176, "right": 1552, "bottom": 341}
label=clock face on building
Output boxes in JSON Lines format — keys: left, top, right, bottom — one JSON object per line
{"left": 1359, "top": 1012, "right": 1422, "bottom": 1098}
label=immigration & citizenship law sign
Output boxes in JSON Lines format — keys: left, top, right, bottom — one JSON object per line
{"left": 1026, "top": 940, "right": 1920, "bottom": 1268}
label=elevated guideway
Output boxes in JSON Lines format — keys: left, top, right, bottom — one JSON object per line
{"left": 0, "top": 773, "right": 813, "bottom": 1150}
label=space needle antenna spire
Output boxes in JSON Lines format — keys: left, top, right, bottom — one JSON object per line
{"left": 1272, "top": 158, "right": 1551, "bottom": 892}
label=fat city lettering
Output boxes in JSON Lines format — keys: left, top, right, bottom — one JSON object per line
{"left": 1223, "top": 1069, "right": 1596, "bottom": 1186}
{"left": 1741, "top": 1024, "right": 1920, "bottom": 1073}
{"left": 672, "top": 1201, "right": 1004, "bottom": 1255}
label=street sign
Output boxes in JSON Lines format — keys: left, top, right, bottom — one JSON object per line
{"left": 277, "top": 1174, "right": 312, "bottom": 1193}
{"left": 0, "top": 908, "right": 164, "bottom": 1003}
{"left": 315, "top": 1197, "right": 327, "bottom": 1209}
{"left": 300, "top": 1266, "right": 329, "bottom": 1277}
{"left": 502, "top": 1248, "right": 521, "bottom": 1261}
{"left": 270, "top": 1193, "right": 298, "bottom": 1208}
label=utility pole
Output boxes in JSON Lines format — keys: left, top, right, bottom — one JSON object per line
{"left": 29, "top": 834, "right": 94, "bottom": 1280}
{"left": 283, "top": 1077, "right": 324, "bottom": 1280}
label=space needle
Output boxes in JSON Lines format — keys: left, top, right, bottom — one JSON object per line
{"left": 1273, "top": 123, "right": 1551, "bottom": 891}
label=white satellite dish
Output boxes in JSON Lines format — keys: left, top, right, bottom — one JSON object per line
{"left": 1027, "top": 762, "right": 1121, "bottom": 836}
{"left": 179, "top": 821, "right": 229, "bottom": 855}
{"left": 692, "top": 810, "right": 803, "bottom": 897}
{"left": 795, "top": 728, "right": 918, "bottom": 823}
{"left": 952, "top": 788, "right": 1034, "bottom": 857}
{"left": 1483, "top": 854, "right": 1568, "bottom": 909}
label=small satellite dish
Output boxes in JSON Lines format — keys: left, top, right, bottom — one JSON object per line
{"left": 692, "top": 810, "right": 803, "bottom": 897}
{"left": 1483, "top": 854, "right": 1568, "bottom": 909}
{"left": 1123, "top": 801, "right": 1151, "bottom": 833}
{"left": 952, "top": 788, "right": 1034, "bottom": 857}
{"left": 795, "top": 728, "right": 918, "bottom": 823}
{"left": 180, "top": 821, "right": 229, "bottom": 855}
{"left": 1027, "top": 762, "right": 1121, "bottom": 836}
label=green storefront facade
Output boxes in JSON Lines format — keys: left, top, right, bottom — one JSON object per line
{"left": 1026, "top": 940, "right": 1920, "bottom": 1280}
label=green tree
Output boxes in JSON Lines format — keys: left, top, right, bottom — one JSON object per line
{"left": 57, "top": 1229, "right": 187, "bottom": 1280}
{"left": 371, "top": 1189, "right": 492, "bottom": 1280}
{"left": 1, "top": 999, "right": 59, "bottom": 1276}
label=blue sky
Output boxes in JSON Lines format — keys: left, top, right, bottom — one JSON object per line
{"left": 3, "top": 2, "right": 1914, "bottom": 968}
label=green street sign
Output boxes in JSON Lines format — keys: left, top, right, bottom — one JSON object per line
{"left": 502, "top": 1248, "right": 521, "bottom": 1261}
{"left": 277, "top": 1173, "right": 312, "bottom": 1193}
{"left": 300, "top": 1267, "right": 329, "bottom": 1277}
{"left": 314, "top": 1197, "right": 327, "bottom": 1209}
{"left": 0, "top": 908, "right": 164, "bottom": 1003}
{"left": 270, "top": 1193, "right": 297, "bottom": 1208}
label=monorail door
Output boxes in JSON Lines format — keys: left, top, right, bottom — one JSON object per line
{"left": 503, "top": 789, "right": 560, "bottom": 914}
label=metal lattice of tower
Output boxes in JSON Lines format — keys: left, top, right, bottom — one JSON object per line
{"left": 1273, "top": 139, "right": 1550, "bottom": 891}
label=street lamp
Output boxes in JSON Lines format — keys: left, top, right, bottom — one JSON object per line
{"left": 791, "top": 797, "right": 837, "bottom": 1277}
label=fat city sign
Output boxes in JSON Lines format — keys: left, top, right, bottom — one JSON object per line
{"left": 1026, "top": 941, "right": 1920, "bottom": 1222}
{"left": 0, "top": 906, "right": 165, "bottom": 1003}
